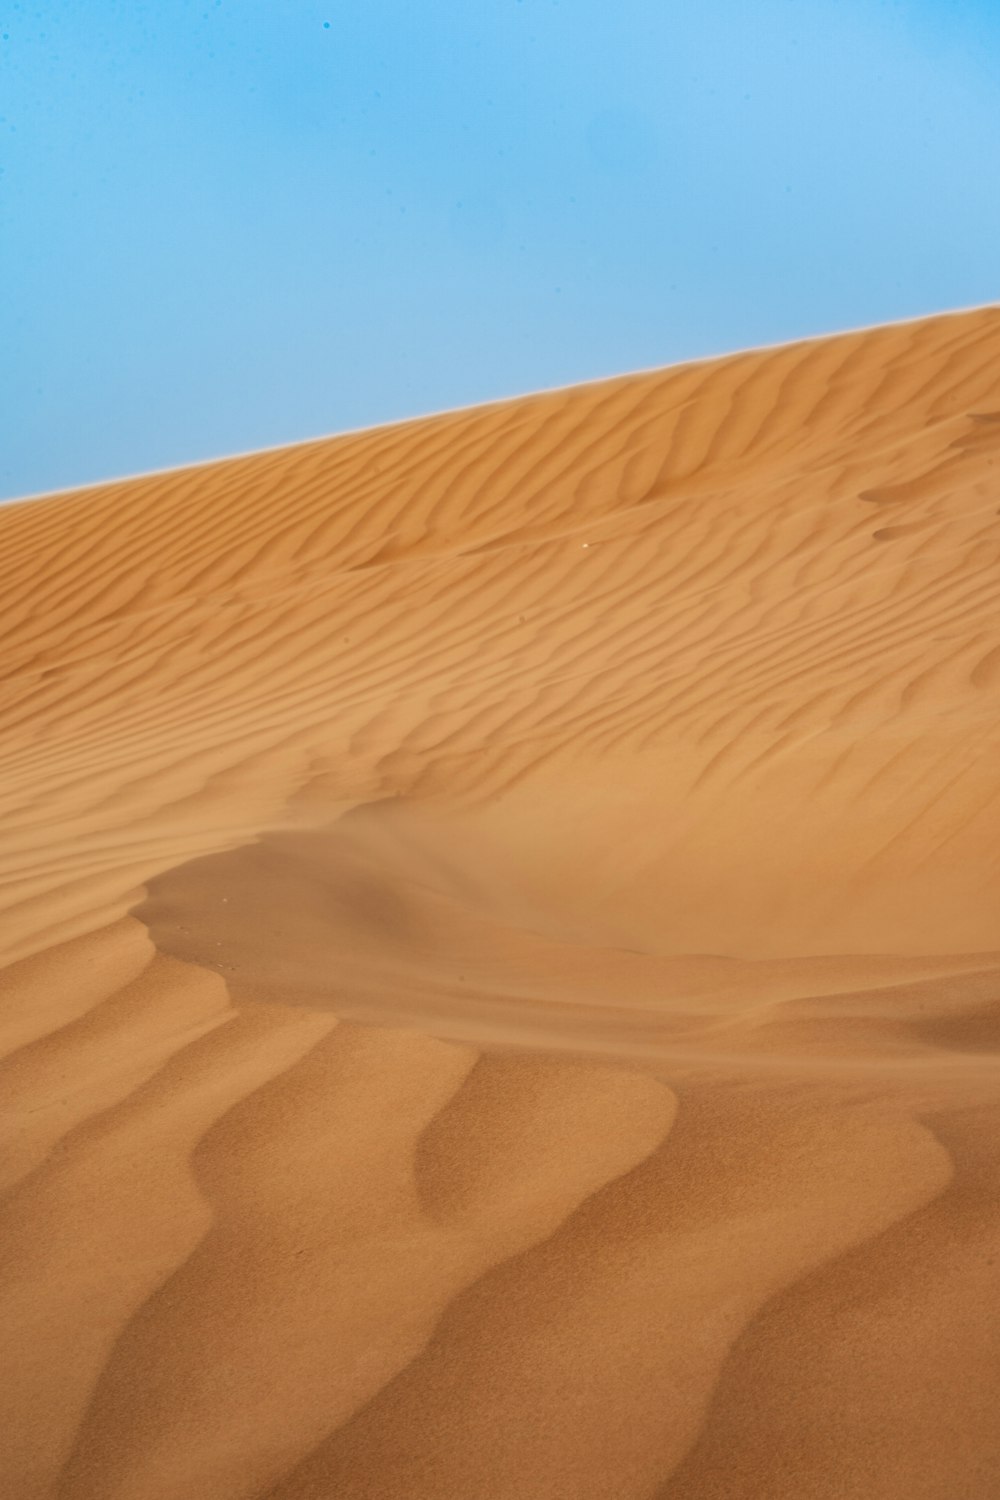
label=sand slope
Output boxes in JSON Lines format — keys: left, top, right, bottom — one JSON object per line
{"left": 1, "top": 306, "right": 999, "bottom": 1498}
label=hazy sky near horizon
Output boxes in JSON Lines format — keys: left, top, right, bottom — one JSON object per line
{"left": 3, "top": 0, "right": 999, "bottom": 500}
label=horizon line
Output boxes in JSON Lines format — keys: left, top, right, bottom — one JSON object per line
{"left": 5, "top": 297, "right": 998, "bottom": 512}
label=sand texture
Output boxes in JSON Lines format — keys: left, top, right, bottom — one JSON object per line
{"left": 2, "top": 305, "right": 1000, "bottom": 1498}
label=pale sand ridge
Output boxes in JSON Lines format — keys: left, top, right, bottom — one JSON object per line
{"left": 1, "top": 305, "right": 999, "bottom": 1497}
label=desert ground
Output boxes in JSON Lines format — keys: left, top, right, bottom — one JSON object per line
{"left": 1, "top": 304, "right": 999, "bottom": 1498}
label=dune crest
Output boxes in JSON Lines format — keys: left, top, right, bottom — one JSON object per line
{"left": 2, "top": 306, "right": 1000, "bottom": 1498}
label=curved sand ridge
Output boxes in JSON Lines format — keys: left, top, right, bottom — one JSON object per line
{"left": 1, "top": 305, "right": 1000, "bottom": 1497}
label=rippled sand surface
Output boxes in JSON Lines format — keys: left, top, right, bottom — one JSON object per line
{"left": 2, "top": 306, "right": 999, "bottom": 1498}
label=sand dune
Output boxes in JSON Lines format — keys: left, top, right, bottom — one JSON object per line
{"left": 1, "top": 305, "right": 999, "bottom": 1498}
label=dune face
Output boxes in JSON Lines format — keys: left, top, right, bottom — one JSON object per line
{"left": 1, "top": 307, "right": 999, "bottom": 1499}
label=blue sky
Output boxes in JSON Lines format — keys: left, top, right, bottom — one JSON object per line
{"left": 2, "top": 0, "right": 999, "bottom": 500}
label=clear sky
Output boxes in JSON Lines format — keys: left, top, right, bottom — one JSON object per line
{"left": 2, "top": 0, "right": 999, "bottom": 500}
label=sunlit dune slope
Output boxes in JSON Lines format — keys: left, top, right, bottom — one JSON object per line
{"left": 2, "top": 306, "right": 1000, "bottom": 1500}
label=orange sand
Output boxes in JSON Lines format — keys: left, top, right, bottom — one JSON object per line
{"left": 1, "top": 306, "right": 999, "bottom": 1498}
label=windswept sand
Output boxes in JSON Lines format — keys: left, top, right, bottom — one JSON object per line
{"left": 2, "top": 306, "right": 1000, "bottom": 1498}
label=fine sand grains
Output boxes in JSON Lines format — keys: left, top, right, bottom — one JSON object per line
{"left": 1, "top": 305, "right": 1000, "bottom": 1498}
